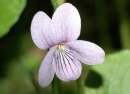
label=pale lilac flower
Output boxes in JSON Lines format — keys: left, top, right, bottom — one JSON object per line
{"left": 31, "top": 3, "right": 105, "bottom": 87}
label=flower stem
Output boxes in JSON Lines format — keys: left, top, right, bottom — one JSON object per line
{"left": 115, "top": 0, "right": 130, "bottom": 49}
{"left": 77, "top": 76, "right": 84, "bottom": 94}
{"left": 51, "top": 0, "right": 59, "bottom": 10}
{"left": 52, "top": 76, "right": 60, "bottom": 94}
{"left": 51, "top": 0, "right": 66, "bottom": 10}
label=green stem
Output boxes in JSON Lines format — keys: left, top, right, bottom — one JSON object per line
{"left": 119, "top": 19, "right": 130, "bottom": 49}
{"left": 77, "top": 76, "right": 84, "bottom": 94}
{"left": 51, "top": 0, "right": 59, "bottom": 10}
{"left": 51, "top": 0, "right": 66, "bottom": 10}
{"left": 115, "top": 0, "right": 130, "bottom": 49}
{"left": 52, "top": 76, "right": 59, "bottom": 94}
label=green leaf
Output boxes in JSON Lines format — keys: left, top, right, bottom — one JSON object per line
{"left": 85, "top": 50, "right": 130, "bottom": 94}
{"left": 0, "top": 0, "right": 26, "bottom": 38}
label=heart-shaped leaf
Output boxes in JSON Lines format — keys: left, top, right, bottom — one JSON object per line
{"left": 85, "top": 50, "right": 130, "bottom": 94}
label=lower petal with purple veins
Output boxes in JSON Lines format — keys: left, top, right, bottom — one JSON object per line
{"left": 53, "top": 45, "right": 81, "bottom": 81}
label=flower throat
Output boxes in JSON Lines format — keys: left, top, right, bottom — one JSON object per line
{"left": 58, "top": 44, "right": 63, "bottom": 52}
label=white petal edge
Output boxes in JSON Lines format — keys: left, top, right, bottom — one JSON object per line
{"left": 65, "top": 40, "right": 105, "bottom": 65}
{"left": 52, "top": 46, "right": 81, "bottom": 81}
{"left": 31, "top": 11, "right": 59, "bottom": 50}
{"left": 38, "top": 46, "right": 56, "bottom": 87}
{"left": 52, "top": 3, "right": 81, "bottom": 43}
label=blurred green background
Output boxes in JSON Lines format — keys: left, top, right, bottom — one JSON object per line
{"left": 0, "top": 0, "right": 130, "bottom": 94}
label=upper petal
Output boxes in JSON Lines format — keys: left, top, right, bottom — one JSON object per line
{"left": 38, "top": 46, "right": 56, "bottom": 87}
{"left": 52, "top": 3, "right": 81, "bottom": 42}
{"left": 31, "top": 11, "right": 59, "bottom": 50}
{"left": 53, "top": 46, "right": 81, "bottom": 81}
{"left": 66, "top": 40, "right": 105, "bottom": 65}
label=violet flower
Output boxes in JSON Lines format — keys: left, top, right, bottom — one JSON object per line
{"left": 31, "top": 3, "right": 105, "bottom": 87}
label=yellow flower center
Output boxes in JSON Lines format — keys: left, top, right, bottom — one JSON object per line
{"left": 58, "top": 44, "right": 62, "bottom": 52}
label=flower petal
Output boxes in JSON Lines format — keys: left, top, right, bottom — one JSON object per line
{"left": 38, "top": 46, "right": 56, "bottom": 87}
{"left": 31, "top": 11, "right": 59, "bottom": 50}
{"left": 52, "top": 3, "right": 81, "bottom": 42}
{"left": 66, "top": 40, "right": 105, "bottom": 65}
{"left": 53, "top": 46, "right": 81, "bottom": 81}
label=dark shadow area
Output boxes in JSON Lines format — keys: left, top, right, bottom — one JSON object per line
{"left": 85, "top": 69, "right": 103, "bottom": 88}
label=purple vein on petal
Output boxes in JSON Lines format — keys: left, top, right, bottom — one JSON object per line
{"left": 63, "top": 49, "right": 80, "bottom": 79}
{"left": 61, "top": 52, "right": 69, "bottom": 81}
{"left": 54, "top": 51, "right": 67, "bottom": 81}
{"left": 53, "top": 46, "right": 81, "bottom": 81}
{"left": 62, "top": 51, "right": 76, "bottom": 81}
{"left": 63, "top": 52, "right": 76, "bottom": 79}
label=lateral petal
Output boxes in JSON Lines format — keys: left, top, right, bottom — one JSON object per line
{"left": 38, "top": 46, "right": 56, "bottom": 87}
{"left": 66, "top": 40, "right": 105, "bottom": 65}
{"left": 52, "top": 3, "right": 81, "bottom": 43}
{"left": 53, "top": 46, "right": 81, "bottom": 81}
